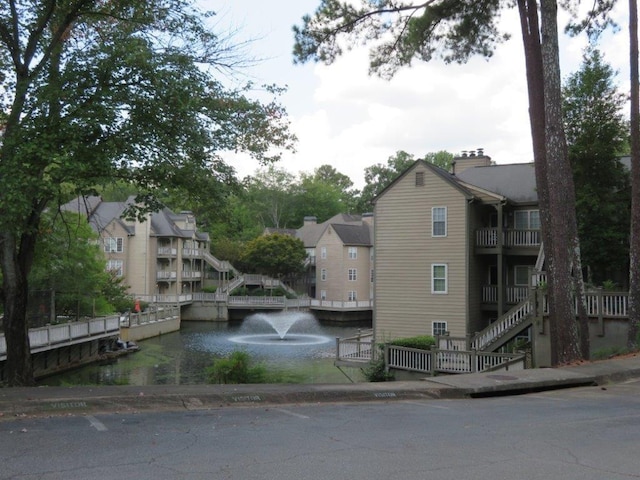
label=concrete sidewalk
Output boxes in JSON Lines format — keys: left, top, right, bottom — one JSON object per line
{"left": 1, "top": 354, "right": 640, "bottom": 419}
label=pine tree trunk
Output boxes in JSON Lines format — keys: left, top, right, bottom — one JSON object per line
{"left": 517, "top": 0, "right": 556, "bottom": 363}
{"left": 540, "top": 0, "right": 583, "bottom": 364}
{"left": 628, "top": 0, "right": 640, "bottom": 350}
{"left": 518, "top": 0, "right": 585, "bottom": 364}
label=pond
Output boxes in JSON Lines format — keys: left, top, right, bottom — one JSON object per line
{"left": 40, "top": 312, "right": 370, "bottom": 386}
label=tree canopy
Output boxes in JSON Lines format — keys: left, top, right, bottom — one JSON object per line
{"left": 241, "top": 233, "right": 307, "bottom": 280}
{"left": 0, "top": 0, "right": 294, "bottom": 385}
{"left": 563, "top": 48, "right": 630, "bottom": 286}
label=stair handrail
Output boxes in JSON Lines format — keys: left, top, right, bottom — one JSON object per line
{"left": 470, "top": 294, "right": 533, "bottom": 351}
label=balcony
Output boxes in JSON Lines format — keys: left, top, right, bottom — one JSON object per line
{"left": 182, "top": 248, "right": 202, "bottom": 258}
{"left": 181, "top": 271, "right": 202, "bottom": 279}
{"left": 482, "top": 285, "right": 529, "bottom": 305}
{"left": 157, "top": 247, "right": 177, "bottom": 257}
{"left": 476, "top": 228, "right": 541, "bottom": 251}
{"left": 157, "top": 270, "right": 177, "bottom": 280}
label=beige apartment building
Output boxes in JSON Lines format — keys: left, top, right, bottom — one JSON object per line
{"left": 373, "top": 151, "right": 541, "bottom": 342}
{"left": 296, "top": 213, "right": 374, "bottom": 304}
{"left": 63, "top": 196, "right": 212, "bottom": 296}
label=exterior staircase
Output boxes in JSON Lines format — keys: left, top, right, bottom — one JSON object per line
{"left": 470, "top": 295, "right": 535, "bottom": 353}
{"left": 202, "top": 251, "right": 297, "bottom": 297}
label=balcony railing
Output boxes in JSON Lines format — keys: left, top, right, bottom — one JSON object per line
{"left": 476, "top": 228, "right": 541, "bottom": 248}
{"left": 181, "top": 271, "right": 202, "bottom": 279}
{"left": 157, "top": 270, "right": 177, "bottom": 280}
{"left": 482, "top": 285, "right": 530, "bottom": 304}
{"left": 182, "top": 248, "right": 202, "bottom": 258}
{"left": 157, "top": 247, "right": 177, "bottom": 256}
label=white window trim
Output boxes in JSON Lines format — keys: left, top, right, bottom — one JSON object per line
{"left": 321, "top": 247, "right": 327, "bottom": 259}
{"left": 432, "top": 321, "right": 448, "bottom": 336}
{"left": 104, "top": 237, "right": 124, "bottom": 253}
{"left": 348, "top": 268, "right": 357, "bottom": 281}
{"left": 320, "top": 268, "right": 327, "bottom": 281}
{"left": 431, "top": 263, "right": 448, "bottom": 294}
{"left": 432, "top": 207, "right": 447, "bottom": 237}
{"left": 348, "top": 291, "right": 357, "bottom": 301}
{"left": 106, "top": 259, "right": 123, "bottom": 277}
{"left": 348, "top": 246, "right": 357, "bottom": 259}
{"left": 514, "top": 209, "right": 540, "bottom": 229}
{"left": 320, "top": 290, "right": 327, "bottom": 300}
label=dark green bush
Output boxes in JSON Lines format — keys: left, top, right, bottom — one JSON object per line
{"left": 389, "top": 335, "right": 435, "bottom": 350}
{"left": 206, "top": 350, "right": 267, "bottom": 384}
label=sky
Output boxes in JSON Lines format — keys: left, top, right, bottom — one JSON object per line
{"left": 201, "top": 1, "right": 631, "bottom": 189}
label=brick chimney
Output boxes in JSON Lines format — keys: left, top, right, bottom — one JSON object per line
{"left": 451, "top": 148, "right": 492, "bottom": 175}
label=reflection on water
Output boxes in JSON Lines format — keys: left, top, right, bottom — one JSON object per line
{"left": 40, "top": 318, "right": 370, "bottom": 386}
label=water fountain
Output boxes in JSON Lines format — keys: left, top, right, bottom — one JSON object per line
{"left": 229, "top": 311, "right": 332, "bottom": 346}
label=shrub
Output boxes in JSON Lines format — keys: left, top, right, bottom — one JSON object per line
{"left": 389, "top": 335, "right": 436, "bottom": 350}
{"left": 206, "top": 351, "right": 267, "bottom": 384}
{"left": 362, "top": 356, "right": 394, "bottom": 382}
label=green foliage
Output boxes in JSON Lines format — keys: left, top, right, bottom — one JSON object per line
{"left": 244, "top": 166, "right": 299, "bottom": 229}
{"left": 592, "top": 346, "right": 629, "bottom": 360}
{"left": 563, "top": 48, "right": 630, "bottom": 284}
{"left": 206, "top": 351, "right": 267, "bottom": 384}
{"left": 362, "top": 355, "right": 394, "bottom": 382}
{"left": 293, "top": 1, "right": 508, "bottom": 79}
{"left": 241, "top": 233, "right": 307, "bottom": 279}
{"left": 28, "top": 211, "right": 131, "bottom": 316}
{"left": 359, "top": 151, "right": 417, "bottom": 209}
{"left": 389, "top": 335, "right": 436, "bottom": 350}
{"left": 0, "top": 0, "right": 295, "bottom": 384}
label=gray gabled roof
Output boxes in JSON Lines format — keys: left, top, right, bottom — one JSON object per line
{"left": 62, "top": 195, "right": 208, "bottom": 240}
{"left": 296, "top": 213, "right": 366, "bottom": 248}
{"left": 332, "top": 223, "right": 372, "bottom": 246}
{"left": 373, "top": 159, "right": 537, "bottom": 205}
{"left": 456, "top": 163, "right": 537, "bottom": 204}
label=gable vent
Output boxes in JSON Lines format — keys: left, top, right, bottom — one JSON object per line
{"left": 415, "top": 171, "right": 424, "bottom": 186}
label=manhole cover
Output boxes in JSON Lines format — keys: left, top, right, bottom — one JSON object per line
{"left": 486, "top": 374, "right": 518, "bottom": 381}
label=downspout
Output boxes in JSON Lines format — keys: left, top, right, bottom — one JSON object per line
{"left": 497, "top": 201, "right": 505, "bottom": 318}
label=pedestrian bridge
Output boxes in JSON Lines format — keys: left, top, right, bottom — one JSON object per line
{"left": 135, "top": 293, "right": 373, "bottom": 312}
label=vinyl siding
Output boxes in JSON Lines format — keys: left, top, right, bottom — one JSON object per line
{"left": 315, "top": 227, "right": 372, "bottom": 302}
{"left": 374, "top": 163, "right": 469, "bottom": 340}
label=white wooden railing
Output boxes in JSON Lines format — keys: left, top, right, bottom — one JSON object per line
{"left": 0, "top": 316, "right": 120, "bottom": 360}
{"left": 119, "top": 306, "right": 179, "bottom": 327}
{"left": 482, "top": 285, "right": 529, "bottom": 304}
{"left": 335, "top": 330, "right": 375, "bottom": 363}
{"left": 384, "top": 346, "right": 525, "bottom": 375}
{"left": 471, "top": 299, "right": 533, "bottom": 351}
{"left": 476, "top": 228, "right": 541, "bottom": 247}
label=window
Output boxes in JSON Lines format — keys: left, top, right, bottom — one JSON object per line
{"left": 348, "top": 268, "right": 357, "bottom": 281}
{"left": 106, "top": 259, "right": 123, "bottom": 277}
{"left": 104, "top": 237, "right": 123, "bottom": 253}
{"left": 514, "top": 210, "right": 540, "bottom": 230}
{"left": 321, "top": 246, "right": 327, "bottom": 259}
{"left": 514, "top": 266, "right": 530, "bottom": 286}
{"left": 348, "top": 247, "right": 357, "bottom": 259}
{"left": 370, "top": 269, "right": 374, "bottom": 283}
{"left": 415, "top": 171, "right": 424, "bottom": 186}
{"left": 321, "top": 268, "right": 327, "bottom": 281}
{"left": 348, "top": 291, "right": 357, "bottom": 301}
{"left": 432, "top": 264, "right": 448, "bottom": 293}
{"left": 432, "top": 321, "right": 448, "bottom": 336}
{"left": 320, "top": 290, "right": 327, "bottom": 300}
{"left": 432, "top": 207, "right": 447, "bottom": 237}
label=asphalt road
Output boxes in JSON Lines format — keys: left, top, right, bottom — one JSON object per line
{"left": 1, "top": 379, "right": 640, "bottom": 480}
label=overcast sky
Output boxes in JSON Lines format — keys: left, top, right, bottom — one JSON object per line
{"left": 202, "top": 1, "right": 630, "bottom": 189}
